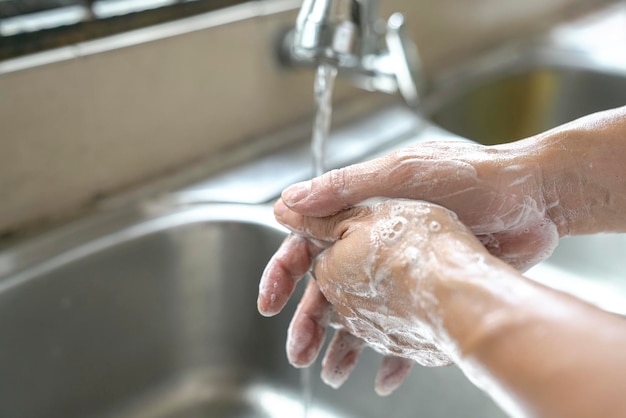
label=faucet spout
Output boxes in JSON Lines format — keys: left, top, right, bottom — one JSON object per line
{"left": 292, "top": 0, "right": 362, "bottom": 65}
{"left": 282, "top": 0, "right": 422, "bottom": 108}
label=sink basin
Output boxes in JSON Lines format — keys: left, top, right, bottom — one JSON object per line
{"left": 427, "top": 50, "right": 626, "bottom": 145}
{"left": 0, "top": 203, "right": 505, "bottom": 418}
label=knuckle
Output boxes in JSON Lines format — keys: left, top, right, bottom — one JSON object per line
{"left": 313, "top": 254, "right": 331, "bottom": 287}
{"left": 332, "top": 207, "right": 364, "bottom": 239}
{"left": 324, "top": 168, "right": 348, "bottom": 199}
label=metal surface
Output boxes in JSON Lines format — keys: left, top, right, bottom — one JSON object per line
{"left": 290, "top": 0, "right": 362, "bottom": 64}
{"left": 426, "top": 45, "right": 626, "bottom": 145}
{"left": 0, "top": 0, "right": 256, "bottom": 59}
{"left": 281, "top": 0, "right": 422, "bottom": 107}
{"left": 527, "top": 235, "right": 626, "bottom": 316}
{"left": 172, "top": 105, "right": 434, "bottom": 205}
{"left": 0, "top": 203, "right": 504, "bottom": 418}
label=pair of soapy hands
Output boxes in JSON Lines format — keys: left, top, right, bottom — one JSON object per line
{"left": 257, "top": 140, "right": 560, "bottom": 395}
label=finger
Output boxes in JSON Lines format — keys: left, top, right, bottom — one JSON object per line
{"left": 258, "top": 233, "right": 324, "bottom": 317}
{"left": 375, "top": 356, "right": 414, "bottom": 396}
{"left": 274, "top": 199, "right": 361, "bottom": 243}
{"left": 281, "top": 155, "right": 400, "bottom": 217}
{"left": 321, "top": 330, "right": 365, "bottom": 389}
{"left": 281, "top": 145, "right": 479, "bottom": 217}
{"left": 286, "top": 279, "right": 334, "bottom": 368}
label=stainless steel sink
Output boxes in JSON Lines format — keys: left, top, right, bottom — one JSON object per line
{"left": 426, "top": 48, "right": 626, "bottom": 145}
{"left": 0, "top": 203, "right": 504, "bottom": 418}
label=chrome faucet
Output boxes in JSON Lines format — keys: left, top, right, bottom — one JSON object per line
{"left": 281, "top": 0, "right": 422, "bottom": 107}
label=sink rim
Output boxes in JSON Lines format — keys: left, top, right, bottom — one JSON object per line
{"left": 0, "top": 202, "right": 284, "bottom": 292}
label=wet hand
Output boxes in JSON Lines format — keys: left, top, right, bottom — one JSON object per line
{"left": 259, "top": 198, "right": 491, "bottom": 394}
{"left": 279, "top": 141, "right": 559, "bottom": 271}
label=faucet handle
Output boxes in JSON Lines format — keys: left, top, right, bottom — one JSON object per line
{"left": 281, "top": 2, "right": 423, "bottom": 108}
{"left": 352, "top": 13, "right": 422, "bottom": 108}
{"left": 384, "top": 13, "right": 422, "bottom": 108}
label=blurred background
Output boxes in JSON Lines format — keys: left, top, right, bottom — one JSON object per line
{"left": 0, "top": 0, "right": 618, "bottom": 242}
{"left": 0, "top": 0, "right": 251, "bottom": 59}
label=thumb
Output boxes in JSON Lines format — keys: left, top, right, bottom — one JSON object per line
{"left": 274, "top": 199, "right": 361, "bottom": 243}
{"left": 281, "top": 153, "right": 414, "bottom": 217}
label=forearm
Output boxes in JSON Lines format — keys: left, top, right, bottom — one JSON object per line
{"left": 430, "top": 243, "right": 626, "bottom": 418}
{"left": 509, "top": 106, "right": 626, "bottom": 236}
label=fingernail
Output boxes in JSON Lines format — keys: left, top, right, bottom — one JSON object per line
{"left": 283, "top": 181, "right": 311, "bottom": 206}
{"left": 287, "top": 311, "right": 328, "bottom": 368}
{"left": 375, "top": 357, "right": 413, "bottom": 396}
{"left": 287, "top": 322, "right": 316, "bottom": 368}
{"left": 257, "top": 268, "right": 275, "bottom": 317}
{"left": 274, "top": 199, "right": 288, "bottom": 219}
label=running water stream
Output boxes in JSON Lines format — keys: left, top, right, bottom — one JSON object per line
{"left": 311, "top": 63, "right": 338, "bottom": 177}
{"left": 302, "top": 63, "right": 338, "bottom": 418}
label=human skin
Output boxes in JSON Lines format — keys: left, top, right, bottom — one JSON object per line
{"left": 271, "top": 198, "right": 626, "bottom": 418}
{"left": 257, "top": 106, "right": 626, "bottom": 412}
{"left": 277, "top": 105, "right": 626, "bottom": 248}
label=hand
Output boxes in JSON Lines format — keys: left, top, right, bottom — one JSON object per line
{"left": 309, "top": 199, "right": 488, "bottom": 361}
{"left": 259, "top": 198, "right": 493, "bottom": 394}
{"left": 278, "top": 141, "right": 560, "bottom": 271}
{"left": 258, "top": 140, "right": 559, "bottom": 394}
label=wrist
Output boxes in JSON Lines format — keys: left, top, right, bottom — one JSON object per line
{"left": 424, "top": 237, "right": 536, "bottom": 359}
{"left": 527, "top": 107, "right": 626, "bottom": 236}
{"left": 532, "top": 126, "right": 591, "bottom": 237}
